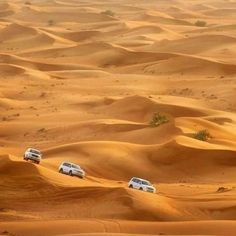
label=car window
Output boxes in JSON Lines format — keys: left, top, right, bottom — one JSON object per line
{"left": 63, "top": 163, "right": 70, "bottom": 167}
{"left": 72, "top": 164, "right": 80, "bottom": 169}
{"left": 142, "top": 180, "right": 151, "bottom": 186}
{"left": 132, "top": 178, "right": 138, "bottom": 183}
{"left": 30, "top": 149, "right": 40, "bottom": 155}
{"left": 133, "top": 178, "right": 141, "bottom": 184}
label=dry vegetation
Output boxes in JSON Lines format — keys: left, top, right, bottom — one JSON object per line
{"left": 150, "top": 112, "right": 169, "bottom": 127}
{"left": 193, "top": 129, "right": 211, "bottom": 141}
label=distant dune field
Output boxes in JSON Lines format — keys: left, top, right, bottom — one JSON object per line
{"left": 0, "top": 0, "right": 236, "bottom": 236}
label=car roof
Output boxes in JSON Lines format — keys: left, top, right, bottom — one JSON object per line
{"left": 62, "top": 161, "right": 71, "bottom": 164}
{"left": 132, "top": 177, "right": 150, "bottom": 182}
{"left": 62, "top": 161, "right": 79, "bottom": 166}
{"left": 28, "top": 148, "right": 41, "bottom": 152}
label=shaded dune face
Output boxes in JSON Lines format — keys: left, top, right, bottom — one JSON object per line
{"left": 0, "top": 0, "right": 236, "bottom": 236}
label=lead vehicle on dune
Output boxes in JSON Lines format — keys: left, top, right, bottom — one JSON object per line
{"left": 59, "top": 162, "right": 85, "bottom": 178}
{"left": 128, "top": 177, "right": 156, "bottom": 193}
{"left": 23, "top": 148, "right": 42, "bottom": 164}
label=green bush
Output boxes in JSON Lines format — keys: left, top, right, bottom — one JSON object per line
{"left": 150, "top": 112, "right": 169, "bottom": 127}
{"left": 193, "top": 129, "right": 210, "bottom": 141}
{"left": 195, "top": 20, "right": 207, "bottom": 27}
{"left": 101, "top": 10, "right": 115, "bottom": 17}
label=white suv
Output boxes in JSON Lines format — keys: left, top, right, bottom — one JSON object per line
{"left": 23, "top": 148, "right": 42, "bottom": 164}
{"left": 128, "top": 177, "right": 156, "bottom": 193}
{"left": 59, "top": 162, "right": 85, "bottom": 178}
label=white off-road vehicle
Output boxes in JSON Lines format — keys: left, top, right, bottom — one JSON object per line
{"left": 23, "top": 148, "right": 42, "bottom": 164}
{"left": 128, "top": 177, "right": 156, "bottom": 193}
{"left": 59, "top": 162, "right": 85, "bottom": 178}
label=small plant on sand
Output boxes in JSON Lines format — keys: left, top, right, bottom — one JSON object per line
{"left": 217, "top": 186, "right": 230, "bottom": 193}
{"left": 193, "top": 129, "right": 211, "bottom": 141}
{"left": 48, "top": 19, "right": 54, "bottom": 26}
{"left": 101, "top": 10, "right": 115, "bottom": 17}
{"left": 195, "top": 20, "right": 207, "bottom": 27}
{"left": 150, "top": 112, "right": 169, "bottom": 127}
{"left": 1, "top": 230, "right": 14, "bottom": 236}
{"left": 38, "top": 128, "right": 46, "bottom": 133}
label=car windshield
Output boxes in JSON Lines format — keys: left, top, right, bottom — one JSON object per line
{"left": 30, "top": 149, "right": 41, "bottom": 155}
{"left": 142, "top": 180, "right": 152, "bottom": 186}
{"left": 72, "top": 164, "right": 81, "bottom": 170}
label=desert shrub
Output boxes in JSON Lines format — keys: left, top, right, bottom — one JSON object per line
{"left": 38, "top": 128, "right": 46, "bottom": 133}
{"left": 195, "top": 20, "right": 207, "bottom": 27}
{"left": 1, "top": 231, "right": 10, "bottom": 235}
{"left": 101, "top": 10, "right": 115, "bottom": 17}
{"left": 217, "top": 187, "right": 230, "bottom": 193}
{"left": 193, "top": 129, "right": 210, "bottom": 141}
{"left": 150, "top": 112, "right": 169, "bottom": 127}
{"left": 48, "top": 20, "right": 54, "bottom": 26}
{"left": 2, "top": 117, "right": 7, "bottom": 121}
{"left": 25, "top": 1, "right": 31, "bottom": 4}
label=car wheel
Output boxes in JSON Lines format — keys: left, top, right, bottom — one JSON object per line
{"left": 139, "top": 187, "right": 143, "bottom": 191}
{"left": 69, "top": 170, "right": 73, "bottom": 176}
{"left": 59, "top": 168, "right": 63, "bottom": 174}
{"left": 129, "top": 184, "right": 133, "bottom": 188}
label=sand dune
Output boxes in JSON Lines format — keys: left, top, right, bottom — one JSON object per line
{"left": 0, "top": 64, "right": 26, "bottom": 76}
{"left": 0, "top": 53, "right": 98, "bottom": 72}
{"left": 144, "top": 34, "right": 236, "bottom": 54}
{"left": 11, "top": 6, "right": 118, "bottom": 23}
{"left": 119, "top": 24, "right": 182, "bottom": 42}
{"left": 56, "top": 30, "right": 103, "bottom": 42}
{"left": 87, "top": 95, "right": 207, "bottom": 120}
{"left": 203, "top": 8, "right": 236, "bottom": 17}
{"left": 190, "top": 4, "right": 215, "bottom": 11}
{"left": 165, "top": 6, "right": 205, "bottom": 19}
{"left": 0, "top": 23, "right": 57, "bottom": 53}
{"left": 1, "top": 0, "right": 236, "bottom": 235}
{"left": 42, "top": 138, "right": 236, "bottom": 183}
{"left": 125, "top": 25, "right": 166, "bottom": 35}
{"left": 131, "top": 12, "right": 192, "bottom": 26}
{"left": 0, "top": 9, "right": 15, "bottom": 18}
{"left": 19, "top": 42, "right": 178, "bottom": 69}
{"left": 0, "top": 23, "right": 39, "bottom": 41}
{"left": 19, "top": 41, "right": 236, "bottom": 75}
{"left": 116, "top": 53, "right": 236, "bottom": 76}
{"left": 2, "top": 220, "right": 236, "bottom": 236}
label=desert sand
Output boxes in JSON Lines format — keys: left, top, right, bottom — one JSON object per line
{"left": 0, "top": 0, "right": 236, "bottom": 235}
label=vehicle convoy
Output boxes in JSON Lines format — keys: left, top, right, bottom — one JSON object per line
{"left": 59, "top": 162, "right": 85, "bottom": 178}
{"left": 23, "top": 148, "right": 42, "bottom": 164}
{"left": 128, "top": 177, "right": 156, "bottom": 193}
